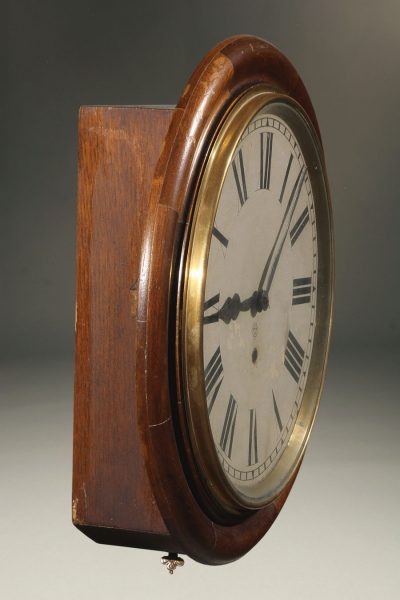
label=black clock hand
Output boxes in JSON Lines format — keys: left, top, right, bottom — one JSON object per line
{"left": 206, "top": 290, "right": 269, "bottom": 325}
{"left": 258, "top": 166, "right": 307, "bottom": 294}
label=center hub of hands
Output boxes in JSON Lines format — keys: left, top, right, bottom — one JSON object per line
{"left": 219, "top": 290, "right": 269, "bottom": 324}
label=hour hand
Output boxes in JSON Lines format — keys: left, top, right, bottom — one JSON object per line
{"left": 204, "top": 290, "right": 269, "bottom": 325}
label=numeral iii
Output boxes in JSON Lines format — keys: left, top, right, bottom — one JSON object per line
{"left": 292, "top": 277, "right": 312, "bottom": 305}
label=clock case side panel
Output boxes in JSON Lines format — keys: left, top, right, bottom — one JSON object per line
{"left": 137, "top": 35, "right": 324, "bottom": 565}
{"left": 72, "top": 105, "right": 182, "bottom": 553}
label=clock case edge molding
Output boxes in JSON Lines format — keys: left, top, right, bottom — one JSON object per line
{"left": 72, "top": 35, "right": 333, "bottom": 565}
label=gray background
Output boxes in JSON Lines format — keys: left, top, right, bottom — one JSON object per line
{"left": 2, "top": 1, "right": 399, "bottom": 598}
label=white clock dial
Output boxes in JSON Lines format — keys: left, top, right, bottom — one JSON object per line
{"left": 202, "top": 109, "right": 317, "bottom": 498}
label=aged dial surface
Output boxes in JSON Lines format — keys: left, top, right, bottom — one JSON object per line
{"left": 202, "top": 106, "right": 318, "bottom": 499}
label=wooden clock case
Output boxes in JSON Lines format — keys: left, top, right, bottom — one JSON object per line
{"left": 72, "top": 35, "right": 325, "bottom": 566}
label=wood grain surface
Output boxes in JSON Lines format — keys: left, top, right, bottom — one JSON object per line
{"left": 72, "top": 105, "right": 181, "bottom": 552}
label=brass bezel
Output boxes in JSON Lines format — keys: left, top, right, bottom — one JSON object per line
{"left": 181, "top": 86, "right": 334, "bottom": 514}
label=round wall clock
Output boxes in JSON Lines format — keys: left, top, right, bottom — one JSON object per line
{"left": 182, "top": 90, "right": 330, "bottom": 518}
{"left": 73, "top": 35, "right": 333, "bottom": 570}
{"left": 136, "top": 35, "right": 333, "bottom": 564}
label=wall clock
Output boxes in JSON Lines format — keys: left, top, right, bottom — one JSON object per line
{"left": 72, "top": 35, "right": 333, "bottom": 571}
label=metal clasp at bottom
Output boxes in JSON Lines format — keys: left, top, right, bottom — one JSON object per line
{"left": 161, "top": 553, "right": 185, "bottom": 574}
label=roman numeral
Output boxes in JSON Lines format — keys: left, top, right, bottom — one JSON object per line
{"left": 284, "top": 330, "right": 305, "bottom": 383}
{"left": 272, "top": 390, "right": 283, "bottom": 432}
{"left": 290, "top": 206, "right": 309, "bottom": 246}
{"left": 260, "top": 132, "right": 273, "bottom": 190}
{"left": 212, "top": 226, "right": 229, "bottom": 248}
{"left": 248, "top": 408, "right": 258, "bottom": 465}
{"left": 220, "top": 395, "right": 237, "bottom": 458}
{"left": 203, "top": 293, "right": 220, "bottom": 325}
{"left": 292, "top": 277, "right": 312, "bottom": 305}
{"left": 278, "top": 153, "right": 294, "bottom": 203}
{"left": 232, "top": 149, "right": 248, "bottom": 206}
{"left": 204, "top": 346, "right": 224, "bottom": 414}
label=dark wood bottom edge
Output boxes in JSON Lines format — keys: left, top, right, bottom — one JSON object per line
{"left": 74, "top": 523, "right": 183, "bottom": 554}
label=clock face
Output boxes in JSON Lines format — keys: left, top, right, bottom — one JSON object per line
{"left": 202, "top": 108, "right": 317, "bottom": 499}
{"left": 182, "top": 91, "right": 332, "bottom": 512}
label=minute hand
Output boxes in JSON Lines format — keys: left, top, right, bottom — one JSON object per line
{"left": 258, "top": 166, "right": 307, "bottom": 293}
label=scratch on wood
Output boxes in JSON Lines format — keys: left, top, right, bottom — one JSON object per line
{"left": 72, "top": 498, "right": 78, "bottom": 521}
{"left": 129, "top": 281, "right": 138, "bottom": 317}
{"left": 72, "top": 497, "right": 85, "bottom": 525}
{"left": 82, "top": 483, "right": 88, "bottom": 513}
{"left": 149, "top": 416, "right": 171, "bottom": 428}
